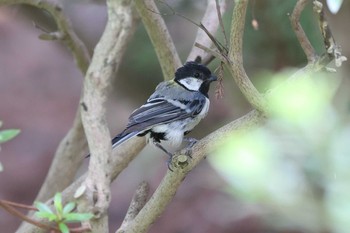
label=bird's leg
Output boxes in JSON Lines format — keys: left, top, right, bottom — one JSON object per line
{"left": 182, "top": 137, "right": 198, "bottom": 157}
{"left": 183, "top": 137, "right": 198, "bottom": 148}
{"left": 154, "top": 142, "right": 174, "bottom": 171}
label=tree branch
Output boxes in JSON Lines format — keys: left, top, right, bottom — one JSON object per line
{"left": 79, "top": 0, "right": 138, "bottom": 232}
{"left": 227, "top": 0, "right": 267, "bottom": 112}
{"left": 0, "top": 0, "right": 90, "bottom": 73}
{"left": 116, "top": 181, "right": 149, "bottom": 233}
{"left": 134, "top": 0, "right": 182, "bottom": 79}
{"left": 290, "top": 0, "right": 316, "bottom": 63}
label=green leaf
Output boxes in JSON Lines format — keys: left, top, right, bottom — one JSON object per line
{"left": 58, "top": 222, "right": 69, "bottom": 233}
{"left": 64, "top": 213, "right": 94, "bottom": 223}
{"left": 35, "top": 211, "right": 57, "bottom": 221}
{"left": 0, "top": 129, "right": 20, "bottom": 143}
{"left": 63, "top": 202, "right": 75, "bottom": 214}
{"left": 54, "top": 193, "right": 63, "bottom": 215}
{"left": 34, "top": 202, "right": 54, "bottom": 214}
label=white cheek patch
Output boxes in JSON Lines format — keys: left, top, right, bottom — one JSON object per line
{"left": 179, "top": 77, "right": 203, "bottom": 91}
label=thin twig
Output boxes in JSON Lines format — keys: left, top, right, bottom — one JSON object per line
{"left": 151, "top": 0, "right": 228, "bottom": 63}
{"left": 290, "top": 0, "right": 316, "bottom": 63}
{"left": 215, "top": 0, "right": 228, "bottom": 47}
{"left": 0, "top": 200, "right": 37, "bottom": 211}
{"left": 194, "top": 42, "right": 227, "bottom": 64}
{"left": 313, "top": 0, "right": 347, "bottom": 67}
{"left": 0, "top": 201, "right": 53, "bottom": 231}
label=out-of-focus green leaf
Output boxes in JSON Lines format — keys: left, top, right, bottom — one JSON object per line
{"left": 35, "top": 211, "right": 57, "bottom": 222}
{"left": 268, "top": 73, "right": 333, "bottom": 125}
{"left": 34, "top": 202, "right": 54, "bottom": 214}
{"left": 64, "top": 213, "right": 94, "bottom": 222}
{"left": 54, "top": 193, "right": 63, "bottom": 216}
{"left": 58, "top": 222, "right": 69, "bottom": 233}
{"left": 327, "top": 0, "right": 343, "bottom": 14}
{"left": 63, "top": 202, "right": 75, "bottom": 214}
{"left": 0, "top": 129, "right": 20, "bottom": 143}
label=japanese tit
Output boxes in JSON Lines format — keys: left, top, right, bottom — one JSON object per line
{"left": 112, "top": 61, "right": 217, "bottom": 168}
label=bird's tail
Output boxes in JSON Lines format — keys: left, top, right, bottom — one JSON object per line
{"left": 111, "top": 131, "right": 139, "bottom": 149}
{"left": 85, "top": 131, "right": 139, "bottom": 158}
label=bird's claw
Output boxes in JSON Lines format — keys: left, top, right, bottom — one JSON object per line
{"left": 166, "top": 155, "right": 174, "bottom": 172}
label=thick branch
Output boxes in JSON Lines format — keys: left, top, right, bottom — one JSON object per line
{"left": 116, "top": 181, "right": 149, "bottom": 233}
{"left": 134, "top": 0, "right": 182, "bottom": 79}
{"left": 227, "top": 0, "right": 267, "bottom": 112}
{"left": 290, "top": 0, "right": 316, "bottom": 63}
{"left": 187, "top": 0, "right": 228, "bottom": 63}
{"left": 79, "top": 0, "right": 138, "bottom": 232}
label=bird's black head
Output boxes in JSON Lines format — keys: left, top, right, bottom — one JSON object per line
{"left": 174, "top": 61, "right": 217, "bottom": 97}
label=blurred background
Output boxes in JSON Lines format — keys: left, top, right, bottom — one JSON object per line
{"left": 0, "top": 0, "right": 349, "bottom": 232}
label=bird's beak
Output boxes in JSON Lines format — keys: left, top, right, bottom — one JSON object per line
{"left": 209, "top": 75, "right": 218, "bottom": 82}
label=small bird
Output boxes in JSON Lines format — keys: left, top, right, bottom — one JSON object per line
{"left": 112, "top": 61, "right": 217, "bottom": 168}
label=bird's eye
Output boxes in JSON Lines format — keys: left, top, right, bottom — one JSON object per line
{"left": 194, "top": 72, "right": 200, "bottom": 78}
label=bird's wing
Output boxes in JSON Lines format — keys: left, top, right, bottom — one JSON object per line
{"left": 122, "top": 97, "right": 206, "bottom": 135}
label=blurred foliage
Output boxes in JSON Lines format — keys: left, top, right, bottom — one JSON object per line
{"left": 0, "top": 121, "right": 20, "bottom": 172}
{"left": 35, "top": 193, "right": 93, "bottom": 233}
{"left": 209, "top": 70, "right": 349, "bottom": 233}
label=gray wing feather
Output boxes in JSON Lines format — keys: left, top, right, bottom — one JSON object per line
{"left": 111, "top": 81, "right": 207, "bottom": 148}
